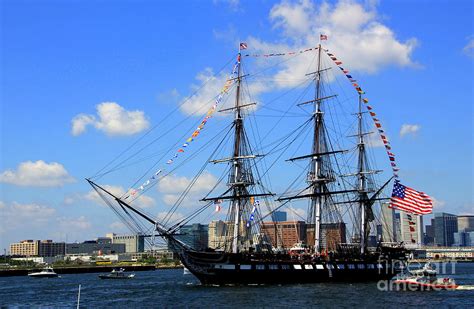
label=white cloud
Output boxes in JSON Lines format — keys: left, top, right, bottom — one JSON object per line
{"left": 180, "top": 68, "right": 245, "bottom": 116}
{"left": 287, "top": 207, "right": 307, "bottom": 220}
{"left": 158, "top": 172, "right": 218, "bottom": 207}
{"left": 270, "top": 0, "right": 314, "bottom": 38}
{"left": 158, "top": 172, "right": 217, "bottom": 194}
{"left": 156, "top": 211, "right": 185, "bottom": 224}
{"left": 109, "top": 221, "right": 127, "bottom": 232}
{"left": 71, "top": 114, "right": 95, "bottom": 136}
{"left": 463, "top": 37, "right": 474, "bottom": 58}
{"left": 71, "top": 102, "right": 150, "bottom": 136}
{"left": 400, "top": 124, "right": 420, "bottom": 137}
{"left": 365, "top": 126, "right": 385, "bottom": 148}
{"left": 246, "top": 0, "right": 418, "bottom": 90}
{"left": 432, "top": 197, "right": 446, "bottom": 210}
{"left": 0, "top": 201, "right": 56, "bottom": 233}
{"left": 85, "top": 184, "right": 155, "bottom": 208}
{"left": 57, "top": 216, "right": 92, "bottom": 230}
{"left": 0, "top": 160, "right": 75, "bottom": 187}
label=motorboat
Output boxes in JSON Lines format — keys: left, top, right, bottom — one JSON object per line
{"left": 393, "top": 263, "right": 458, "bottom": 290}
{"left": 28, "top": 266, "right": 59, "bottom": 278}
{"left": 98, "top": 268, "right": 135, "bottom": 279}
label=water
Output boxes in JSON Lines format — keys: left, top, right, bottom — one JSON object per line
{"left": 1, "top": 263, "right": 474, "bottom": 308}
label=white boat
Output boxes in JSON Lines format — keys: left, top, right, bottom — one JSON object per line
{"left": 393, "top": 263, "right": 458, "bottom": 290}
{"left": 98, "top": 268, "right": 135, "bottom": 279}
{"left": 28, "top": 266, "right": 59, "bottom": 278}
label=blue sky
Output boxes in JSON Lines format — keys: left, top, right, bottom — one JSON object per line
{"left": 0, "top": 0, "right": 473, "bottom": 250}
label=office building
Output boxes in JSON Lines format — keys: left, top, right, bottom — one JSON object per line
{"left": 457, "top": 215, "right": 474, "bottom": 232}
{"left": 66, "top": 240, "right": 125, "bottom": 255}
{"left": 38, "top": 240, "right": 65, "bottom": 257}
{"left": 434, "top": 212, "right": 458, "bottom": 247}
{"left": 320, "top": 223, "right": 346, "bottom": 251}
{"left": 208, "top": 220, "right": 230, "bottom": 249}
{"left": 272, "top": 211, "right": 287, "bottom": 222}
{"left": 107, "top": 234, "right": 145, "bottom": 253}
{"left": 10, "top": 240, "right": 65, "bottom": 257}
{"left": 261, "top": 221, "right": 306, "bottom": 249}
{"left": 10, "top": 240, "right": 39, "bottom": 256}
{"left": 380, "top": 204, "right": 396, "bottom": 242}
{"left": 176, "top": 224, "right": 209, "bottom": 251}
{"left": 424, "top": 218, "right": 435, "bottom": 245}
{"left": 454, "top": 231, "right": 474, "bottom": 247}
{"left": 400, "top": 212, "right": 423, "bottom": 248}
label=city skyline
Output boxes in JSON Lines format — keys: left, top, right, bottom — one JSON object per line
{"left": 1, "top": 0, "right": 473, "bottom": 250}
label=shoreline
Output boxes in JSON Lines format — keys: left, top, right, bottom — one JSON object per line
{"left": 0, "top": 264, "right": 182, "bottom": 277}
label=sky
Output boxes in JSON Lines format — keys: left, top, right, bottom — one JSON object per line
{"left": 0, "top": 0, "right": 473, "bottom": 251}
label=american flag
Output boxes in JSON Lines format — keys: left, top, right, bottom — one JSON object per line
{"left": 390, "top": 180, "right": 433, "bottom": 215}
{"left": 320, "top": 34, "right": 328, "bottom": 40}
{"left": 239, "top": 42, "right": 248, "bottom": 50}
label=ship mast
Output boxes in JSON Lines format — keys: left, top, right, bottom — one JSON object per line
{"left": 311, "top": 43, "right": 324, "bottom": 253}
{"left": 356, "top": 93, "right": 368, "bottom": 255}
{"left": 277, "top": 43, "right": 349, "bottom": 254}
{"left": 231, "top": 45, "right": 244, "bottom": 254}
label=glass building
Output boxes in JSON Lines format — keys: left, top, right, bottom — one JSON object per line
{"left": 434, "top": 212, "right": 458, "bottom": 247}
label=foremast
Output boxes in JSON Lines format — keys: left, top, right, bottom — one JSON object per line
{"left": 356, "top": 93, "right": 369, "bottom": 255}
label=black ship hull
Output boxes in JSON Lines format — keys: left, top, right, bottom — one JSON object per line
{"left": 171, "top": 243, "right": 405, "bottom": 285}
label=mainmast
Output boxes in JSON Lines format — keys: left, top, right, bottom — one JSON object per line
{"left": 311, "top": 44, "right": 324, "bottom": 253}
{"left": 231, "top": 46, "right": 244, "bottom": 254}
{"left": 277, "top": 43, "right": 345, "bottom": 254}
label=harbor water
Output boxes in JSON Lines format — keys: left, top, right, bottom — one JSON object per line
{"left": 1, "top": 263, "right": 474, "bottom": 307}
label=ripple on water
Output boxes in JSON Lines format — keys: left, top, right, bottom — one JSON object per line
{"left": 1, "top": 265, "right": 474, "bottom": 307}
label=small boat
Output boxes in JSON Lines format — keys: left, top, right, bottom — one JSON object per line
{"left": 98, "top": 268, "right": 135, "bottom": 279}
{"left": 393, "top": 263, "right": 458, "bottom": 290}
{"left": 28, "top": 266, "right": 59, "bottom": 278}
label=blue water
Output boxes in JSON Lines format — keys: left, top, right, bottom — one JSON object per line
{"left": 1, "top": 263, "right": 474, "bottom": 308}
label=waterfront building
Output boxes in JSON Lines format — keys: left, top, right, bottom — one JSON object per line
{"left": 434, "top": 212, "right": 458, "bottom": 247}
{"left": 11, "top": 256, "right": 63, "bottom": 264}
{"left": 106, "top": 234, "right": 145, "bottom": 253}
{"left": 272, "top": 211, "right": 287, "bottom": 222}
{"left": 66, "top": 240, "right": 125, "bottom": 255}
{"left": 320, "top": 223, "right": 347, "bottom": 251}
{"left": 10, "top": 240, "right": 39, "bottom": 256}
{"left": 453, "top": 231, "right": 474, "bottom": 247}
{"left": 176, "top": 224, "right": 209, "bottom": 251}
{"left": 457, "top": 215, "right": 474, "bottom": 232}
{"left": 261, "top": 221, "right": 306, "bottom": 249}
{"left": 395, "top": 213, "right": 401, "bottom": 242}
{"left": 423, "top": 247, "right": 474, "bottom": 260}
{"left": 400, "top": 212, "right": 423, "bottom": 248}
{"left": 208, "top": 220, "right": 230, "bottom": 249}
{"left": 131, "top": 250, "right": 177, "bottom": 261}
{"left": 380, "top": 204, "right": 396, "bottom": 242}
{"left": 424, "top": 218, "right": 435, "bottom": 245}
{"left": 10, "top": 240, "right": 65, "bottom": 257}
{"left": 38, "top": 240, "right": 66, "bottom": 257}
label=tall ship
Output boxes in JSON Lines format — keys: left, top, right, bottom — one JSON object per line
{"left": 88, "top": 39, "right": 431, "bottom": 285}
